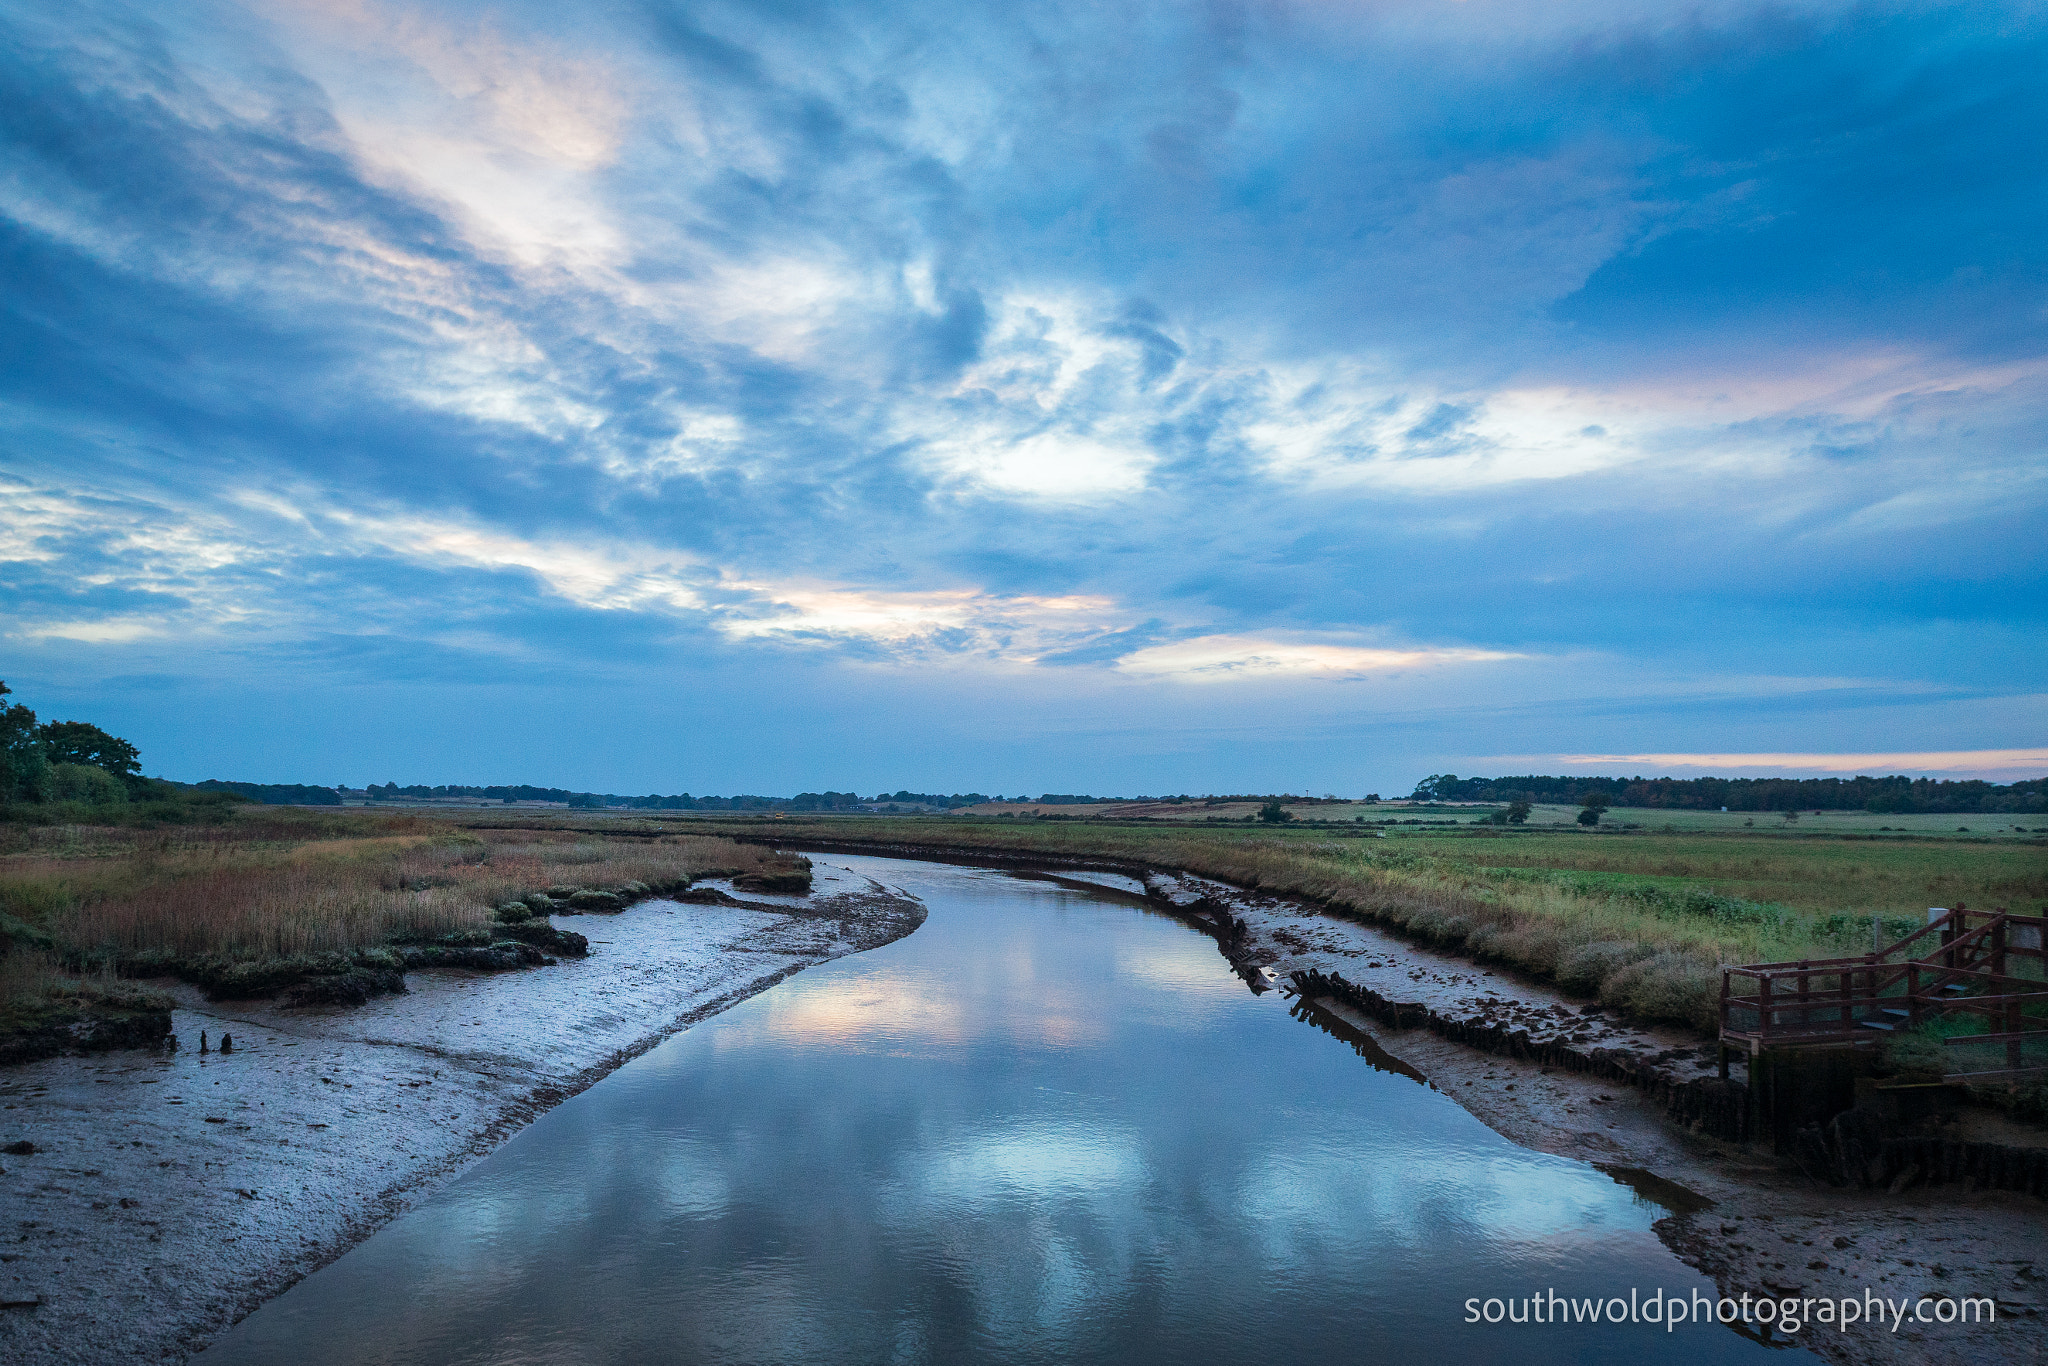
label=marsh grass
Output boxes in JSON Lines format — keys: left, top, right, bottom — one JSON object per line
{"left": 0, "top": 809, "right": 790, "bottom": 978}
{"left": 671, "top": 814, "right": 2045, "bottom": 1034}
{"left": 0, "top": 947, "right": 175, "bottom": 1023}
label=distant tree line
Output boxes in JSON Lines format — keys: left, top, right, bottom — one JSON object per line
{"left": 347, "top": 784, "right": 1000, "bottom": 811}
{"left": 190, "top": 780, "right": 341, "bottom": 806}
{"left": 1408, "top": 772, "right": 2048, "bottom": 814}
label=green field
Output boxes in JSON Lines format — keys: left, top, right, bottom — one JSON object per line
{"left": 1495, "top": 802, "right": 2047, "bottom": 839}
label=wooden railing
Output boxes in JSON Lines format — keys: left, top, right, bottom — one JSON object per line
{"left": 1720, "top": 907, "right": 2048, "bottom": 1076}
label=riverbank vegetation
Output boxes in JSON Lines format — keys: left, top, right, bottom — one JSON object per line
{"left": 0, "top": 807, "right": 810, "bottom": 1059}
{"left": 658, "top": 813, "right": 2046, "bottom": 1034}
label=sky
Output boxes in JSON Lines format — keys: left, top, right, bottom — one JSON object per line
{"left": 2, "top": 0, "right": 2044, "bottom": 796}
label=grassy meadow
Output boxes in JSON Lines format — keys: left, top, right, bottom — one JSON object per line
{"left": 660, "top": 810, "right": 2046, "bottom": 1034}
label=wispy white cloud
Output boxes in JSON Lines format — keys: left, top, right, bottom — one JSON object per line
{"left": 2, "top": 0, "right": 2043, "bottom": 790}
{"left": 1115, "top": 636, "right": 1521, "bottom": 682}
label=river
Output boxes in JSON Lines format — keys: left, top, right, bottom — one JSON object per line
{"left": 200, "top": 853, "right": 1803, "bottom": 1364}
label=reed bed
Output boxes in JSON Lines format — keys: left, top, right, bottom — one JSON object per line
{"left": 0, "top": 811, "right": 786, "bottom": 985}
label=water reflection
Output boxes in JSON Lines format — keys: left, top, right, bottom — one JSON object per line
{"left": 202, "top": 856, "right": 1804, "bottom": 1365}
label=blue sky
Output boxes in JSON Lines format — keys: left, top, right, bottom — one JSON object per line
{"left": 2, "top": 0, "right": 2043, "bottom": 795}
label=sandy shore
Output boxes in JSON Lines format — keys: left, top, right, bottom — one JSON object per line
{"left": 0, "top": 861, "right": 923, "bottom": 1365}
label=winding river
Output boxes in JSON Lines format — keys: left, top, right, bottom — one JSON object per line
{"left": 201, "top": 854, "right": 1803, "bottom": 1364}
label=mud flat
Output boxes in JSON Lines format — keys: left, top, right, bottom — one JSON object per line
{"left": 0, "top": 862, "right": 923, "bottom": 1366}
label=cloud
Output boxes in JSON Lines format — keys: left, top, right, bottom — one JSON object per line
{"left": 1114, "top": 636, "right": 1521, "bottom": 682}
{"left": 1, "top": 0, "right": 2042, "bottom": 789}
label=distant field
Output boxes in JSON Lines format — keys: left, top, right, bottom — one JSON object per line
{"left": 958, "top": 798, "right": 2047, "bottom": 840}
{"left": 1505, "top": 803, "right": 2047, "bottom": 839}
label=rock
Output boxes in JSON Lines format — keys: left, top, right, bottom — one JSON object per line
{"left": 567, "top": 890, "right": 625, "bottom": 912}
{"left": 2, "top": 1140, "right": 36, "bottom": 1156}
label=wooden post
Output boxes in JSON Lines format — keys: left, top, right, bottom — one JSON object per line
{"left": 1840, "top": 967, "right": 1853, "bottom": 1032}
{"left": 1907, "top": 962, "right": 1921, "bottom": 1025}
{"left": 2000, "top": 919, "right": 2020, "bottom": 1068}
{"left": 1798, "top": 962, "right": 1811, "bottom": 1035}
{"left": 1759, "top": 972, "right": 1773, "bottom": 1043}
{"left": 1718, "top": 1041, "right": 1730, "bottom": 1081}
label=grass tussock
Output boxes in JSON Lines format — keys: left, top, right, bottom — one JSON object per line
{"left": 0, "top": 947, "right": 175, "bottom": 1044}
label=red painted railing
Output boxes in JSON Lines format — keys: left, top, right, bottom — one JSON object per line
{"left": 1720, "top": 907, "right": 2048, "bottom": 1075}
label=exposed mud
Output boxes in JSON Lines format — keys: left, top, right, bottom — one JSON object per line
{"left": 0, "top": 862, "right": 923, "bottom": 1366}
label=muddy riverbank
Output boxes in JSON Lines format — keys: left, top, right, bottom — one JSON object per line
{"left": 1166, "top": 870, "right": 2048, "bottom": 1366}
{"left": 0, "top": 862, "right": 923, "bottom": 1365}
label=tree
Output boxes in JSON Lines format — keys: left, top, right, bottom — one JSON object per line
{"left": 1257, "top": 799, "right": 1293, "bottom": 824}
{"left": 38, "top": 720, "right": 141, "bottom": 777}
{"left": 1506, "top": 799, "right": 1531, "bottom": 824}
{"left": 1577, "top": 805, "right": 1602, "bottom": 826}
{"left": 0, "top": 682, "right": 52, "bottom": 803}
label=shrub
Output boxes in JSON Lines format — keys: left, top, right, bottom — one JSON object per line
{"left": 48, "top": 763, "right": 127, "bottom": 806}
{"left": 1598, "top": 951, "right": 1721, "bottom": 1031}
{"left": 1557, "top": 940, "right": 1653, "bottom": 995}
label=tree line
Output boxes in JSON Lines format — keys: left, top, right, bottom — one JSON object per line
{"left": 1408, "top": 772, "right": 2047, "bottom": 814}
